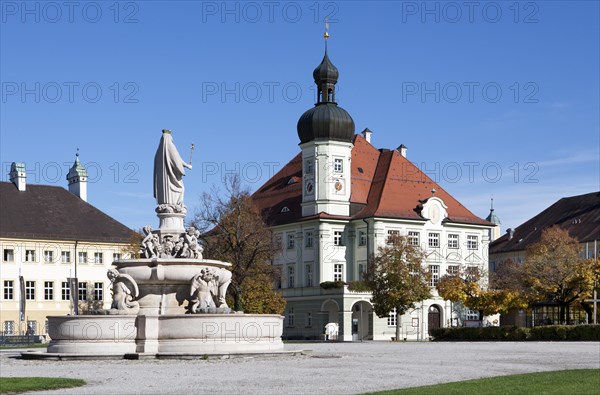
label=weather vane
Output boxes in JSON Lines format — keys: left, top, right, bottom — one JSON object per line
{"left": 189, "top": 143, "right": 195, "bottom": 165}
{"left": 324, "top": 16, "right": 329, "bottom": 41}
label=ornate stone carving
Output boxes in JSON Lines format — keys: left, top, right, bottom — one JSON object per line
{"left": 188, "top": 268, "right": 218, "bottom": 313}
{"left": 187, "top": 267, "right": 232, "bottom": 313}
{"left": 140, "top": 225, "right": 204, "bottom": 260}
{"left": 155, "top": 203, "right": 187, "bottom": 214}
{"left": 107, "top": 269, "right": 140, "bottom": 315}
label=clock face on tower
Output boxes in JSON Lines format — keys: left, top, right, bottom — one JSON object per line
{"left": 305, "top": 180, "right": 314, "bottom": 195}
{"left": 333, "top": 178, "right": 344, "bottom": 194}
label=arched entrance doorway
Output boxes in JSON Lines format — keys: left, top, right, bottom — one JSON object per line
{"left": 321, "top": 300, "right": 340, "bottom": 340}
{"left": 428, "top": 305, "right": 441, "bottom": 335}
{"left": 351, "top": 301, "right": 373, "bottom": 341}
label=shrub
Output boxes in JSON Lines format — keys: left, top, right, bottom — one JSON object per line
{"left": 528, "top": 325, "right": 600, "bottom": 341}
{"left": 431, "top": 325, "right": 600, "bottom": 341}
{"left": 431, "top": 326, "right": 529, "bottom": 341}
{"left": 320, "top": 281, "right": 346, "bottom": 290}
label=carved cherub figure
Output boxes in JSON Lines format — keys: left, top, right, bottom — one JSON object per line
{"left": 107, "top": 268, "right": 140, "bottom": 315}
{"left": 141, "top": 225, "right": 157, "bottom": 258}
{"left": 181, "top": 226, "right": 203, "bottom": 259}
{"left": 188, "top": 268, "right": 217, "bottom": 313}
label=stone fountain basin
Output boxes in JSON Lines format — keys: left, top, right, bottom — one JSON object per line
{"left": 114, "top": 258, "right": 231, "bottom": 284}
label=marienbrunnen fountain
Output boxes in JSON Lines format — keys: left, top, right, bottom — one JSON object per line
{"left": 29, "top": 130, "right": 284, "bottom": 358}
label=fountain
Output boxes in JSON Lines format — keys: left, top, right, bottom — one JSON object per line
{"left": 32, "top": 130, "right": 284, "bottom": 358}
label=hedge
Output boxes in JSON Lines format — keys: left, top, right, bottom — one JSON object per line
{"left": 431, "top": 325, "right": 600, "bottom": 341}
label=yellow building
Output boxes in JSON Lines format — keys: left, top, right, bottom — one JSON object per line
{"left": 0, "top": 159, "right": 135, "bottom": 336}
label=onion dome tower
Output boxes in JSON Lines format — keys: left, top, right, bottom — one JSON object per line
{"left": 486, "top": 197, "right": 501, "bottom": 241}
{"left": 67, "top": 149, "right": 89, "bottom": 202}
{"left": 299, "top": 23, "right": 354, "bottom": 217}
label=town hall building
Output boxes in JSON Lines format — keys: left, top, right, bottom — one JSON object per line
{"left": 252, "top": 40, "right": 495, "bottom": 341}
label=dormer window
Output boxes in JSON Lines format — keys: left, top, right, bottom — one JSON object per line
{"left": 287, "top": 178, "right": 297, "bottom": 185}
{"left": 281, "top": 206, "right": 290, "bottom": 213}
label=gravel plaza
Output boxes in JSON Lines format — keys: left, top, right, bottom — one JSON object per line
{"left": 1, "top": 341, "right": 599, "bottom": 394}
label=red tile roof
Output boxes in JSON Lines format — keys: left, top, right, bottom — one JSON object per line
{"left": 252, "top": 134, "right": 491, "bottom": 227}
{"left": 490, "top": 191, "right": 600, "bottom": 254}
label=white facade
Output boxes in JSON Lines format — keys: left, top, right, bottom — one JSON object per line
{"left": 274, "top": 196, "right": 491, "bottom": 341}
{"left": 0, "top": 237, "right": 128, "bottom": 336}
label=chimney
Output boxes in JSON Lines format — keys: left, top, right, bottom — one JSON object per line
{"left": 507, "top": 228, "right": 514, "bottom": 240}
{"left": 9, "top": 162, "right": 26, "bottom": 191}
{"left": 67, "top": 151, "right": 88, "bottom": 202}
{"left": 362, "top": 128, "right": 372, "bottom": 143}
{"left": 398, "top": 144, "right": 407, "bottom": 158}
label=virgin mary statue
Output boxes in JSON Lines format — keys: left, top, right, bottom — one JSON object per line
{"left": 153, "top": 130, "right": 192, "bottom": 208}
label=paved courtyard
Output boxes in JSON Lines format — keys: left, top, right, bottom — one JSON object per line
{"left": 1, "top": 342, "right": 599, "bottom": 394}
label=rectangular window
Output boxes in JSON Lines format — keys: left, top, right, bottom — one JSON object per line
{"left": 287, "top": 266, "right": 295, "bottom": 288}
{"left": 78, "top": 282, "right": 87, "bottom": 302}
{"left": 25, "top": 249, "right": 36, "bottom": 262}
{"left": 408, "top": 231, "right": 420, "bottom": 246}
{"left": 388, "top": 308, "right": 397, "bottom": 327}
{"left": 273, "top": 234, "right": 282, "bottom": 250}
{"left": 26, "top": 320, "right": 36, "bottom": 335}
{"left": 94, "top": 282, "right": 103, "bottom": 301}
{"left": 429, "top": 265, "right": 440, "bottom": 287}
{"left": 387, "top": 230, "right": 400, "bottom": 244}
{"left": 358, "top": 262, "right": 367, "bottom": 280}
{"left": 305, "top": 312, "right": 312, "bottom": 327}
{"left": 333, "top": 231, "right": 343, "bottom": 246}
{"left": 305, "top": 264, "right": 313, "bottom": 287}
{"left": 113, "top": 253, "right": 121, "bottom": 261}
{"left": 287, "top": 308, "right": 295, "bottom": 327}
{"left": 3, "top": 280, "right": 14, "bottom": 300}
{"left": 94, "top": 252, "right": 103, "bottom": 264}
{"left": 334, "top": 158, "right": 343, "bottom": 173}
{"left": 61, "top": 282, "right": 71, "bottom": 301}
{"left": 286, "top": 234, "right": 295, "bottom": 250}
{"left": 3, "top": 249, "right": 14, "bottom": 262}
{"left": 333, "top": 263, "right": 343, "bottom": 282}
{"left": 447, "top": 265, "right": 459, "bottom": 275}
{"left": 305, "top": 231, "right": 313, "bottom": 248}
{"left": 358, "top": 231, "right": 367, "bottom": 246}
{"left": 43, "top": 250, "right": 54, "bottom": 263}
{"left": 466, "top": 266, "right": 479, "bottom": 281}
{"left": 467, "top": 235, "right": 478, "bottom": 250}
{"left": 44, "top": 281, "right": 54, "bottom": 300}
{"left": 428, "top": 233, "right": 440, "bottom": 248}
{"left": 466, "top": 309, "right": 479, "bottom": 320}
{"left": 3, "top": 320, "right": 15, "bottom": 335}
{"left": 305, "top": 159, "right": 313, "bottom": 174}
{"left": 61, "top": 251, "right": 71, "bottom": 263}
{"left": 25, "top": 281, "right": 35, "bottom": 300}
{"left": 448, "top": 234, "right": 459, "bottom": 249}
{"left": 78, "top": 251, "right": 87, "bottom": 264}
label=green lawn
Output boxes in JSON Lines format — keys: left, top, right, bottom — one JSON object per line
{"left": 366, "top": 369, "right": 600, "bottom": 395}
{"left": 0, "top": 377, "right": 86, "bottom": 394}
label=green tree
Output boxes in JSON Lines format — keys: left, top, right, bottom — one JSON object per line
{"left": 192, "top": 175, "right": 278, "bottom": 312}
{"left": 362, "top": 235, "right": 431, "bottom": 341}
{"left": 241, "top": 273, "right": 286, "bottom": 315}
{"left": 522, "top": 226, "right": 597, "bottom": 324}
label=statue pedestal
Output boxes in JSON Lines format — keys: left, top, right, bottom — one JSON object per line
{"left": 157, "top": 212, "right": 185, "bottom": 235}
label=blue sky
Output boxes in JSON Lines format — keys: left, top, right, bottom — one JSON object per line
{"left": 1, "top": 1, "right": 599, "bottom": 232}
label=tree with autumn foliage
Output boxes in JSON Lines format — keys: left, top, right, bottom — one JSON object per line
{"left": 361, "top": 235, "right": 431, "bottom": 341}
{"left": 240, "top": 273, "right": 286, "bottom": 315}
{"left": 520, "top": 226, "right": 598, "bottom": 324}
{"left": 191, "top": 175, "right": 284, "bottom": 313}
{"left": 437, "top": 266, "right": 527, "bottom": 321}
